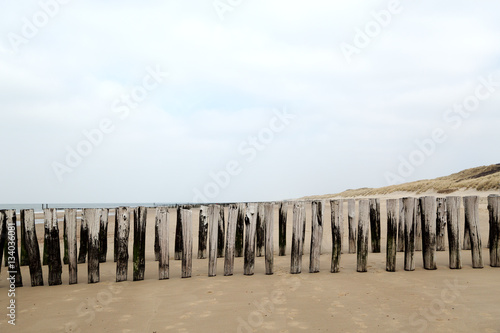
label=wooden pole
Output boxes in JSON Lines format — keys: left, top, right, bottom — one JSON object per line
{"left": 386, "top": 199, "right": 398, "bottom": 272}
{"left": 181, "top": 208, "right": 193, "bottom": 278}
{"left": 0, "top": 211, "right": 6, "bottom": 274}
{"left": 278, "top": 202, "right": 287, "bottom": 256}
{"left": 87, "top": 208, "right": 101, "bottom": 284}
{"left": 198, "top": 205, "right": 209, "bottom": 259}
{"left": 209, "top": 205, "right": 220, "bottom": 277}
{"left": 46, "top": 208, "right": 61, "bottom": 286}
{"left": 487, "top": 194, "right": 498, "bottom": 249}
{"left": 319, "top": 200, "right": 326, "bottom": 255}
{"left": 420, "top": 196, "right": 437, "bottom": 270}
{"left": 256, "top": 204, "right": 265, "bottom": 257}
{"left": 43, "top": 211, "right": 50, "bottom": 266}
{"left": 331, "top": 199, "right": 343, "bottom": 273}
{"left": 157, "top": 207, "right": 169, "bottom": 280}
{"left": 291, "top": 202, "right": 304, "bottom": 274}
{"left": 397, "top": 198, "right": 405, "bottom": 252}
{"left": 116, "top": 207, "right": 130, "bottom": 282}
{"left": 22, "top": 209, "right": 44, "bottom": 286}
{"left": 309, "top": 201, "right": 322, "bottom": 273}
{"left": 446, "top": 196, "right": 462, "bottom": 269}
{"left": 175, "top": 206, "right": 183, "bottom": 260}
{"left": 99, "top": 208, "right": 109, "bottom": 263}
{"left": 224, "top": 204, "right": 238, "bottom": 276}
{"left": 65, "top": 209, "right": 78, "bottom": 285}
{"left": 114, "top": 208, "right": 118, "bottom": 263}
{"left": 218, "top": 205, "right": 225, "bottom": 258}
{"left": 357, "top": 200, "right": 369, "bottom": 273}
{"left": 463, "top": 198, "right": 472, "bottom": 251}
{"left": 235, "top": 203, "right": 245, "bottom": 258}
{"left": 348, "top": 199, "right": 356, "bottom": 254}
{"left": 488, "top": 196, "right": 500, "bottom": 267}
{"left": 403, "top": 197, "right": 415, "bottom": 271}
{"left": 62, "top": 212, "right": 69, "bottom": 265}
{"left": 369, "top": 198, "right": 381, "bottom": 253}
{"left": 300, "top": 202, "right": 306, "bottom": 256}
{"left": 78, "top": 209, "right": 89, "bottom": 264}
{"left": 244, "top": 203, "right": 257, "bottom": 276}
{"left": 4, "top": 210, "right": 22, "bottom": 287}
{"left": 436, "top": 198, "right": 447, "bottom": 251}
{"left": 133, "top": 207, "right": 147, "bottom": 281}
{"left": 464, "top": 196, "right": 483, "bottom": 268}
{"left": 20, "top": 211, "right": 29, "bottom": 266}
{"left": 414, "top": 198, "right": 422, "bottom": 251}
{"left": 154, "top": 207, "right": 160, "bottom": 262}
{"left": 264, "top": 203, "right": 274, "bottom": 275}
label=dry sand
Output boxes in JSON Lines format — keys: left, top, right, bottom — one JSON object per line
{"left": 1, "top": 191, "right": 499, "bottom": 332}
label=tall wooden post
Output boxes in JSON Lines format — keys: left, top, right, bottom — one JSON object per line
{"left": 175, "top": 206, "right": 183, "bottom": 260}
{"left": 78, "top": 209, "right": 89, "bottom": 264}
{"left": 463, "top": 198, "right": 472, "bottom": 251}
{"left": 87, "top": 208, "right": 101, "bottom": 284}
{"left": 291, "top": 202, "right": 305, "bottom": 274}
{"left": 414, "top": 198, "right": 422, "bottom": 251}
{"left": 218, "top": 205, "right": 225, "bottom": 258}
{"left": 154, "top": 207, "right": 160, "bottom": 262}
{"left": 43, "top": 211, "right": 50, "bottom": 266}
{"left": 386, "top": 199, "right": 398, "bottom": 272}
{"left": 114, "top": 208, "right": 118, "bottom": 263}
{"left": 309, "top": 201, "right": 322, "bottom": 273}
{"left": 209, "top": 205, "right": 220, "bottom": 277}
{"left": 244, "top": 203, "right": 257, "bottom": 276}
{"left": 65, "top": 209, "right": 78, "bottom": 285}
{"left": 0, "top": 211, "right": 6, "bottom": 273}
{"left": 369, "top": 198, "right": 381, "bottom": 253}
{"left": 264, "top": 203, "right": 274, "bottom": 275}
{"left": 256, "top": 204, "right": 265, "bottom": 257}
{"left": 235, "top": 203, "right": 245, "bottom": 258}
{"left": 198, "top": 205, "right": 209, "bottom": 259}
{"left": 63, "top": 212, "right": 69, "bottom": 265}
{"left": 116, "top": 207, "right": 131, "bottom": 282}
{"left": 357, "top": 200, "right": 369, "bottom": 272}
{"left": 331, "top": 200, "right": 343, "bottom": 273}
{"left": 403, "top": 198, "right": 415, "bottom": 271}
{"left": 446, "top": 196, "right": 461, "bottom": 269}
{"left": 224, "top": 204, "right": 238, "bottom": 276}
{"left": 464, "top": 196, "right": 483, "bottom": 268}
{"left": 300, "top": 202, "right": 306, "bottom": 256}
{"left": 22, "top": 209, "right": 44, "bottom": 286}
{"left": 46, "top": 208, "right": 61, "bottom": 286}
{"left": 397, "top": 198, "right": 405, "bottom": 252}
{"left": 99, "top": 208, "right": 109, "bottom": 263}
{"left": 488, "top": 196, "right": 500, "bottom": 267}
{"left": 436, "top": 198, "right": 447, "bottom": 251}
{"left": 347, "top": 199, "right": 356, "bottom": 254}
{"left": 279, "top": 202, "right": 287, "bottom": 256}
{"left": 420, "top": 196, "right": 437, "bottom": 270}
{"left": 20, "top": 211, "right": 29, "bottom": 266}
{"left": 157, "top": 207, "right": 169, "bottom": 280}
{"left": 133, "top": 207, "right": 147, "bottom": 281}
{"left": 181, "top": 208, "right": 193, "bottom": 278}
{"left": 5, "top": 211, "right": 22, "bottom": 287}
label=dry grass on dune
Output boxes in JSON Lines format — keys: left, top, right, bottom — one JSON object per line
{"left": 301, "top": 163, "right": 500, "bottom": 200}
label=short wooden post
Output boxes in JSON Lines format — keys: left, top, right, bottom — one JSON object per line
{"left": 87, "top": 208, "right": 101, "bottom": 284}
{"left": 331, "top": 200, "right": 343, "bottom": 273}
{"left": 4, "top": 210, "right": 22, "bottom": 287}
{"left": 300, "top": 202, "right": 306, "bottom": 256}
{"left": 99, "top": 208, "right": 109, "bottom": 263}
{"left": 43, "top": 212, "right": 50, "bottom": 266}
{"left": 414, "top": 198, "right": 422, "bottom": 251}
{"left": 154, "top": 207, "right": 160, "bottom": 262}
{"left": 22, "top": 209, "right": 44, "bottom": 286}
{"left": 209, "top": 205, "right": 220, "bottom": 277}
{"left": 420, "top": 196, "right": 437, "bottom": 270}
{"left": 65, "top": 209, "right": 78, "bottom": 285}
{"left": 175, "top": 206, "right": 183, "bottom": 260}
{"left": 397, "top": 198, "right": 405, "bottom": 252}
{"left": 464, "top": 196, "right": 483, "bottom": 268}
{"left": 488, "top": 196, "right": 500, "bottom": 267}
{"left": 0, "top": 211, "right": 6, "bottom": 272}
{"left": 63, "top": 213, "right": 69, "bottom": 265}
{"left": 46, "top": 208, "right": 61, "bottom": 286}
{"left": 198, "top": 205, "right": 209, "bottom": 259}
{"left": 446, "top": 196, "right": 462, "bottom": 269}
{"left": 78, "top": 210, "right": 89, "bottom": 264}
{"left": 256, "top": 204, "right": 265, "bottom": 257}
{"left": 309, "top": 201, "right": 322, "bottom": 273}
{"left": 357, "top": 200, "right": 369, "bottom": 272}
{"left": 116, "top": 207, "right": 130, "bottom": 282}
{"left": 218, "top": 206, "right": 225, "bottom": 258}
{"left": 235, "top": 203, "right": 245, "bottom": 258}
{"left": 224, "top": 204, "right": 238, "bottom": 276}
{"left": 278, "top": 202, "right": 287, "bottom": 256}
{"left": 20, "top": 212, "right": 29, "bottom": 266}
{"left": 133, "top": 207, "right": 147, "bottom": 281}
{"left": 291, "top": 202, "right": 305, "bottom": 274}
{"left": 386, "top": 199, "right": 398, "bottom": 272}
{"left": 157, "top": 207, "right": 169, "bottom": 280}
{"left": 181, "top": 208, "right": 193, "bottom": 278}
{"left": 403, "top": 198, "right": 415, "bottom": 271}
{"left": 463, "top": 198, "right": 472, "bottom": 251}
{"left": 114, "top": 209, "right": 118, "bottom": 263}
{"left": 369, "top": 198, "right": 381, "bottom": 253}
{"left": 264, "top": 203, "right": 274, "bottom": 275}
{"left": 319, "top": 199, "right": 326, "bottom": 255}
{"left": 436, "top": 198, "right": 447, "bottom": 251}
{"left": 347, "top": 199, "right": 356, "bottom": 254}
{"left": 244, "top": 203, "right": 257, "bottom": 275}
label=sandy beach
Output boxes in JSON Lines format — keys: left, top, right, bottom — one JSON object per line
{"left": 1, "top": 191, "right": 499, "bottom": 332}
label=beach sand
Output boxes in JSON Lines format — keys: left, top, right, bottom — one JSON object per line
{"left": 1, "top": 191, "right": 499, "bottom": 332}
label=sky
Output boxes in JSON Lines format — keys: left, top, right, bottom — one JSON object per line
{"left": 0, "top": 0, "right": 499, "bottom": 204}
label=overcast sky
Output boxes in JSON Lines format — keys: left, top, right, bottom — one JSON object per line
{"left": 0, "top": 0, "right": 499, "bottom": 204}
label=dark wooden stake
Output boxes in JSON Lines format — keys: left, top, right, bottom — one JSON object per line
{"left": 278, "top": 202, "right": 287, "bottom": 256}
{"left": 22, "top": 209, "right": 44, "bottom": 286}
{"left": 175, "top": 206, "right": 183, "bottom": 261}
{"left": 369, "top": 198, "right": 381, "bottom": 253}
{"left": 46, "top": 208, "right": 61, "bottom": 286}
{"left": 331, "top": 199, "right": 342, "bottom": 273}
{"left": 348, "top": 199, "right": 356, "bottom": 254}
{"left": 114, "top": 208, "right": 118, "bottom": 263}
{"left": 5, "top": 210, "right": 22, "bottom": 287}
{"left": 133, "top": 207, "right": 147, "bottom": 281}
{"left": 43, "top": 211, "right": 50, "bottom": 266}
{"left": 235, "top": 203, "right": 245, "bottom": 258}
{"left": 62, "top": 212, "right": 69, "bottom": 265}
{"left": 487, "top": 194, "right": 498, "bottom": 249}
{"left": 116, "top": 207, "right": 130, "bottom": 282}
{"left": 291, "top": 202, "right": 305, "bottom": 274}
{"left": 446, "top": 196, "right": 462, "bottom": 269}
{"left": 65, "top": 209, "right": 78, "bottom": 285}
{"left": 309, "top": 201, "right": 322, "bottom": 273}
{"left": 0, "top": 211, "right": 6, "bottom": 274}
{"left": 463, "top": 197, "right": 472, "bottom": 251}
{"left": 99, "top": 208, "right": 109, "bottom": 263}
{"left": 264, "top": 203, "right": 274, "bottom": 275}
{"left": 397, "top": 198, "right": 405, "bottom": 252}
{"left": 420, "top": 196, "right": 437, "bottom": 270}
{"left": 244, "top": 203, "right": 257, "bottom": 276}
{"left": 198, "top": 205, "right": 209, "bottom": 259}
{"left": 403, "top": 197, "right": 415, "bottom": 271}
{"left": 157, "top": 207, "right": 169, "bottom": 280}
{"left": 300, "top": 202, "right": 306, "bottom": 256}
{"left": 357, "top": 200, "right": 369, "bottom": 272}
{"left": 414, "top": 198, "right": 422, "bottom": 251}
{"left": 386, "top": 199, "right": 398, "bottom": 272}
{"left": 87, "top": 208, "right": 101, "bottom": 284}
{"left": 20, "top": 211, "right": 29, "bottom": 266}
{"left": 436, "top": 198, "right": 447, "bottom": 251}
{"left": 464, "top": 196, "right": 483, "bottom": 268}
{"left": 209, "top": 205, "right": 220, "bottom": 277}
{"left": 488, "top": 196, "right": 500, "bottom": 267}
{"left": 218, "top": 205, "right": 225, "bottom": 258}
{"left": 256, "top": 204, "right": 265, "bottom": 257}
{"left": 224, "top": 204, "right": 238, "bottom": 276}
{"left": 181, "top": 208, "right": 193, "bottom": 278}
{"left": 78, "top": 209, "right": 89, "bottom": 264}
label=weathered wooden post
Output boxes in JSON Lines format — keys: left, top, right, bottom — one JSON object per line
{"left": 157, "top": 207, "right": 169, "bottom": 280}
{"left": 218, "top": 206, "right": 225, "bottom": 258}
{"left": 279, "top": 202, "right": 287, "bottom": 256}
{"left": 291, "top": 202, "right": 305, "bottom": 274}
{"left": 319, "top": 199, "right": 326, "bottom": 255}
{"left": 436, "top": 198, "right": 447, "bottom": 251}
{"left": 209, "top": 205, "right": 220, "bottom": 277}
{"left": 0, "top": 211, "right": 6, "bottom": 272}
{"left": 488, "top": 196, "right": 500, "bottom": 267}
{"left": 235, "top": 203, "right": 245, "bottom": 258}
{"left": 386, "top": 199, "right": 398, "bottom": 272}
{"left": 369, "top": 198, "right": 381, "bottom": 253}
{"left": 397, "top": 198, "right": 405, "bottom": 252}
{"left": 154, "top": 208, "right": 160, "bottom": 262}
{"left": 198, "top": 205, "right": 209, "bottom": 259}
{"left": 331, "top": 199, "right": 343, "bottom": 273}
{"left": 181, "top": 208, "right": 193, "bottom": 278}
{"left": 256, "top": 204, "right": 265, "bottom": 257}
{"left": 99, "top": 208, "right": 109, "bottom": 263}
{"left": 65, "top": 209, "right": 78, "bottom": 285}
{"left": 45, "top": 208, "right": 61, "bottom": 286}
{"left": 175, "top": 206, "right": 183, "bottom": 260}
{"left": 357, "top": 200, "right": 369, "bottom": 272}
{"left": 463, "top": 198, "right": 472, "bottom": 251}
{"left": 4, "top": 210, "right": 22, "bottom": 287}
{"left": 63, "top": 212, "right": 69, "bottom": 265}
{"left": 348, "top": 199, "right": 356, "bottom": 254}
{"left": 446, "top": 196, "right": 462, "bottom": 269}
{"left": 114, "top": 209, "right": 118, "bottom": 263}
{"left": 414, "top": 198, "right": 422, "bottom": 251}
{"left": 309, "top": 201, "right": 322, "bottom": 273}
{"left": 87, "top": 208, "right": 101, "bottom": 284}
{"left": 403, "top": 198, "right": 415, "bottom": 271}
{"left": 264, "top": 203, "right": 274, "bottom": 275}
{"left": 133, "top": 207, "right": 147, "bottom": 281}
{"left": 116, "top": 207, "right": 130, "bottom": 282}
{"left": 420, "top": 196, "right": 437, "bottom": 270}
{"left": 244, "top": 203, "right": 257, "bottom": 275}
{"left": 78, "top": 210, "right": 89, "bottom": 264}
{"left": 224, "top": 204, "right": 238, "bottom": 276}
{"left": 22, "top": 209, "right": 44, "bottom": 286}
{"left": 20, "top": 212, "right": 29, "bottom": 266}
{"left": 300, "top": 202, "right": 306, "bottom": 256}
{"left": 464, "top": 196, "right": 483, "bottom": 268}
{"left": 43, "top": 211, "right": 50, "bottom": 266}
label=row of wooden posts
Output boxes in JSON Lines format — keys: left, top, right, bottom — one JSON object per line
{"left": 1, "top": 194, "right": 499, "bottom": 288}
